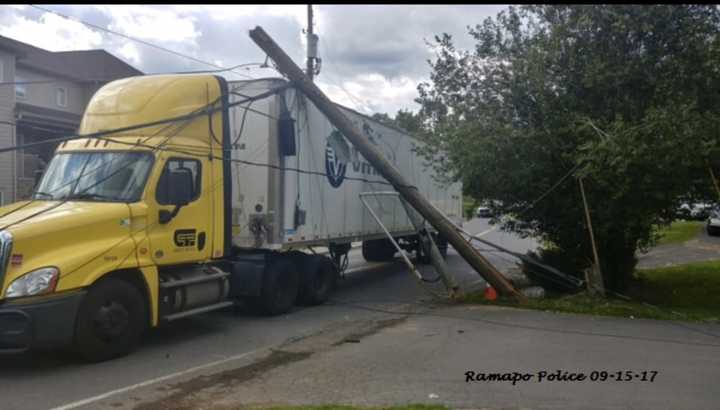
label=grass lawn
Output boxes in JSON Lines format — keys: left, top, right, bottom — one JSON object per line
{"left": 463, "top": 196, "right": 479, "bottom": 220}
{"left": 655, "top": 220, "right": 703, "bottom": 245}
{"left": 462, "top": 260, "right": 720, "bottom": 322}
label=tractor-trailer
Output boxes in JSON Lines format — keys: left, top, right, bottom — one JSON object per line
{"left": 0, "top": 74, "right": 462, "bottom": 361}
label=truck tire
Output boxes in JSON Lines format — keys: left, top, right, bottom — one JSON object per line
{"left": 73, "top": 278, "right": 147, "bottom": 363}
{"left": 417, "top": 236, "right": 432, "bottom": 265}
{"left": 252, "top": 257, "right": 299, "bottom": 316}
{"left": 298, "top": 255, "right": 338, "bottom": 306}
{"left": 362, "top": 238, "right": 396, "bottom": 262}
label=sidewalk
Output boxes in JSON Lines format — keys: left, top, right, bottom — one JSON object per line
{"left": 125, "top": 304, "right": 720, "bottom": 410}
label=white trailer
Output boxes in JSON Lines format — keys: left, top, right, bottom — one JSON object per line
{"left": 226, "top": 78, "right": 463, "bottom": 253}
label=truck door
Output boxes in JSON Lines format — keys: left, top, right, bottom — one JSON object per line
{"left": 148, "top": 156, "right": 213, "bottom": 265}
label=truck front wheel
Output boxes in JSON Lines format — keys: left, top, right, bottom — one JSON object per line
{"left": 73, "top": 278, "right": 147, "bottom": 362}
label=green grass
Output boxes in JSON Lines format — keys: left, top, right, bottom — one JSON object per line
{"left": 253, "top": 406, "right": 448, "bottom": 410}
{"left": 462, "top": 260, "right": 720, "bottom": 322}
{"left": 463, "top": 196, "right": 478, "bottom": 220}
{"left": 655, "top": 220, "right": 703, "bottom": 245}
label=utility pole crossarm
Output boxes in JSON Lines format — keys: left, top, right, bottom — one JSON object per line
{"left": 249, "top": 26, "right": 525, "bottom": 302}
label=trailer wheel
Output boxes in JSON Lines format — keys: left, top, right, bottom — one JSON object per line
{"left": 417, "top": 233, "right": 448, "bottom": 264}
{"left": 362, "top": 239, "right": 396, "bottom": 262}
{"left": 252, "top": 257, "right": 299, "bottom": 316}
{"left": 416, "top": 236, "right": 432, "bottom": 265}
{"left": 73, "top": 278, "right": 147, "bottom": 362}
{"left": 298, "top": 255, "right": 338, "bottom": 306}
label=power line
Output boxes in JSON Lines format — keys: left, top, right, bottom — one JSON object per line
{"left": 317, "top": 36, "right": 372, "bottom": 114}
{"left": 27, "top": 4, "right": 255, "bottom": 80}
{"left": 0, "top": 84, "right": 415, "bottom": 190}
{"left": 0, "top": 83, "right": 291, "bottom": 155}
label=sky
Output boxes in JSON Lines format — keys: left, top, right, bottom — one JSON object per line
{"left": 1, "top": 5, "right": 507, "bottom": 116}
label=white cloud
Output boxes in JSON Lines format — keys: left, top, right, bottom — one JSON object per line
{"left": 0, "top": 4, "right": 508, "bottom": 115}
{"left": 96, "top": 6, "right": 200, "bottom": 44}
{"left": 0, "top": 12, "right": 103, "bottom": 51}
{"left": 117, "top": 42, "right": 140, "bottom": 65}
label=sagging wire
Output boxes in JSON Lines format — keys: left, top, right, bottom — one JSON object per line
{"left": 0, "top": 105, "right": 202, "bottom": 232}
{"left": 59, "top": 172, "right": 231, "bottom": 280}
{"left": 0, "top": 83, "right": 292, "bottom": 156}
{"left": 28, "top": 5, "right": 256, "bottom": 80}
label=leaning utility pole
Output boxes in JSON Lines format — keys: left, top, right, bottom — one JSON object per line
{"left": 249, "top": 26, "right": 526, "bottom": 302}
{"left": 578, "top": 177, "right": 605, "bottom": 296}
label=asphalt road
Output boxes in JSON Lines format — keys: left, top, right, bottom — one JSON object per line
{"left": 0, "top": 217, "right": 531, "bottom": 410}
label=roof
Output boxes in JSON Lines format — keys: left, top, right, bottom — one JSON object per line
{"left": 0, "top": 35, "right": 143, "bottom": 82}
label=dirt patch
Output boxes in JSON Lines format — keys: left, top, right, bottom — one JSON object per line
{"left": 134, "top": 350, "right": 312, "bottom": 410}
{"left": 132, "top": 315, "right": 411, "bottom": 410}
{"left": 333, "top": 317, "right": 406, "bottom": 346}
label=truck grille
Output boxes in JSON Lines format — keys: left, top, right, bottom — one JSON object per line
{"left": 0, "top": 231, "right": 13, "bottom": 292}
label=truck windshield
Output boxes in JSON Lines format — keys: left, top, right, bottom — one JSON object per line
{"left": 34, "top": 151, "right": 154, "bottom": 202}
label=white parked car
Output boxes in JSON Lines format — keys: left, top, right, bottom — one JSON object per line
{"left": 475, "top": 206, "right": 492, "bottom": 218}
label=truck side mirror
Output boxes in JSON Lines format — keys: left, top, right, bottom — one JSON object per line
{"left": 168, "top": 169, "right": 193, "bottom": 206}
{"left": 159, "top": 169, "right": 194, "bottom": 224}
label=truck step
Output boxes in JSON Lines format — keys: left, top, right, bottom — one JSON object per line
{"left": 159, "top": 270, "right": 230, "bottom": 289}
{"left": 161, "top": 301, "right": 235, "bottom": 322}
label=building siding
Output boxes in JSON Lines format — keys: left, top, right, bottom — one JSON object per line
{"left": 15, "top": 67, "right": 87, "bottom": 116}
{"left": 0, "top": 50, "right": 16, "bottom": 205}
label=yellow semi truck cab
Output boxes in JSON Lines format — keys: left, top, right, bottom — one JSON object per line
{"left": 0, "top": 75, "right": 236, "bottom": 360}
{"left": 0, "top": 74, "right": 462, "bottom": 361}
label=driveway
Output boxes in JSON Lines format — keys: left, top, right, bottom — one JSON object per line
{"left": 638, "top": 225, "right": 720, "bottom": 268}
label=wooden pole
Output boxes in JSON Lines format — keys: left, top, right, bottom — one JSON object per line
{"left": 578, "top": 177, "right": 604, "bottom": 296}
{"left": 249, "top": 26, "right": 525, "bottom": 302}
{"left": 306, "top": 4, "right": 314, "bottom": 81}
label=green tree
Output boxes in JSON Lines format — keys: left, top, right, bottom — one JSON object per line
{"left": 416, "top": 5, "right": 720, "bottom": 291}
{"left": 371, "top": 110, "right": 425, "bottom": 135}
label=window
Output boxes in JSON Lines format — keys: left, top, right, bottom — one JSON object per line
{"left": 0, "top": 60, "right": 4, "bottom": 82}
{"left": 56, "top": 87, "right": 67, "bottom": 107}
{"left": 34, "top": 151, "right": 155, "bottom": 202}
{"left": 156, "top": 158, "right": 202, "bottom": 205}
{"left": 15, "top": 76, "right": 26, "bottom": 99}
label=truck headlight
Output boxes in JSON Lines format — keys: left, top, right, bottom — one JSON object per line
{"left": 5, "top": 267, "right": 59, "bottom": 298}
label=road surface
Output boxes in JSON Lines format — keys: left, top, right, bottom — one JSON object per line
{"left": 1, "top": 217, "right": 530, "bottom": 410}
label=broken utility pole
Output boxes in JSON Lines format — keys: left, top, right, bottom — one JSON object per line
{"left": 249, "top": 26, "right": 526, "bottom": 302}
{"left": 578, "top": 177, "right": 605, "bottom": 296}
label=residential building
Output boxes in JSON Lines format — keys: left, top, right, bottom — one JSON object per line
{"left": 0, "top": 35, "right": 142, "bottom": 204}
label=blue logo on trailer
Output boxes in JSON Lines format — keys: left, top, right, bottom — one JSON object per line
{"left": 325, "top": 140, "right": 347, "bottom": 188}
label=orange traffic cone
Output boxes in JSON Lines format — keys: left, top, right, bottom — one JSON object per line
{"left": 484, "top": 285, "right": 498, "bottom": 301}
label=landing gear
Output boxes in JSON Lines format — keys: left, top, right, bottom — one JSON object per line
{"left": 416, "top": 232, "right": 448, "bottom": 265}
